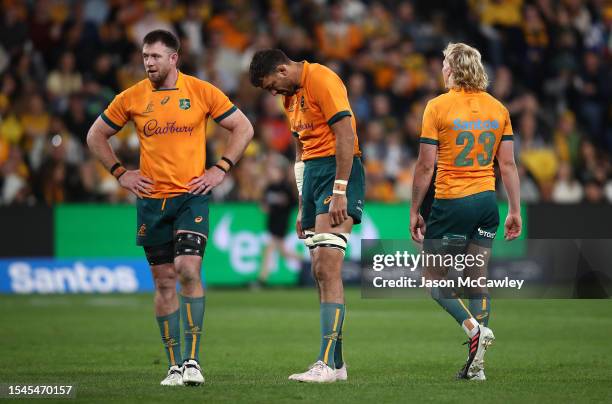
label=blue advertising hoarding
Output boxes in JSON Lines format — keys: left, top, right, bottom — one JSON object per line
{"left": 0, "top": 259, "right": 154, "bottom": 294}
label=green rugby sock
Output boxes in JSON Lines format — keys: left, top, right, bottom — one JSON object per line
{"left": 431, "top": 287, "right": 472, "bottom": 325}
{"left": 334, "top": 309, "right": 346, "bottom": 369}
{"left": 317, "top": 303, "right": 344, "bottom": 368}
{"left": 469, "top": 294, "right": 490, "bottom": 326}
{"left": 181, "top": 295, "right": 205, "bottom": 362}
{"left": 156, "top": 309, "right": 182, "bottom": 367}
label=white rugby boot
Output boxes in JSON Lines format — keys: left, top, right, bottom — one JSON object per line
{"left": 160, "top": 365, "right": 184, "bottom": 386}
{"left": 456, "top": 326, "right": 495, "bottom": 380}
{"left": 288, "top": 360, "right": 337, "bottom": 383}
{"left": 182, "top": 359, "right": 205, "bottom": 386}
{"left": 469, "top": 369, "right": 486, "bottom": 381}
{"left": 335, "top": 363, "right": 348, "bottom": 381}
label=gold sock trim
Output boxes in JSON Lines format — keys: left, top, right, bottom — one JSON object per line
{"left": 458, "top": 298, "right": 474, "bottom": 318}
{"left": 186, "top": 302, "right": 197, "bottom": 359}
{"left": 323, "top": 308, "right": 341, "bottom": 364}
{"left": 164, "top": 320, "right": 175, "bottom": 365}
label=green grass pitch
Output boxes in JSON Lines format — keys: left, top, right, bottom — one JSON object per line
{"left": 1, "top": 289, "right": 611, "bottom": 403}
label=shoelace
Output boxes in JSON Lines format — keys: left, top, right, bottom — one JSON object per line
{"left": 184, "top": 361, "right": 200, "bottom": 371}
{"left": 307, "top": 362, "right": 327, "bottom": 375}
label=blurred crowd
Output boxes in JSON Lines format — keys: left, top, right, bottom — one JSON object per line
{"left": 0, "top": 0, "right": 611, "bottom": 206}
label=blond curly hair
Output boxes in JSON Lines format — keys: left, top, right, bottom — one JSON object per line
{"left": 443, "top": 43, "right": 489, "bottom": 91}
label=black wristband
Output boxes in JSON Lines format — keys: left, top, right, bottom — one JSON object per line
{"left": 115, "top": 169, "right": 127, "bottom": 180}
{"left": 221, "top": 156, "right": 234, "bottom": 168}
{"left": 110, "top": 162, "right": 122, "bottom": 175}
{"left": 214, "top": 163, "right": 228, "bottom": 173}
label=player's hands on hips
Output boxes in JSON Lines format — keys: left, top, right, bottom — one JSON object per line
{"left": 119, "top": 170, "right": 154, "bottom": 198}
{"left": 329, "top": 194, "right": 348, "bottom": 227}
{"left": 188, "top": 167, "right": 225, "bottom": 195}
{"left": 504, "top": 213, "right": 522, "bottom": 240}
{"left": 410, "top": 211, "right": 426, "bottom": 243}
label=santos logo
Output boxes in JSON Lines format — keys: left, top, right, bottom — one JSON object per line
{"left": 8, "top": 261, "right": 139, "bottom": 294}
{"left": 453, "top": 119, "right": 500, "bottom": 131}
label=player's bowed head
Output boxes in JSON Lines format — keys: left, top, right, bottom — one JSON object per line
{"left": 248, "top": 49, "right": 302, "bottom": 97}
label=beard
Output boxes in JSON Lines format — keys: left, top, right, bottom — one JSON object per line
{"left": 282, "top": 83, "right": 301, "bottom": 96}
{"left": 147, "top": 67, "right": 169, "bottom": 86}
{"left": 289, "top": 84, "right": 300, "bottom": 96}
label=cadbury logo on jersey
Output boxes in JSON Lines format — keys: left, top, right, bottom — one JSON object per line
{"left": 452, "top": 119, "right": 500, "bottom": 131}
{"left": 292, "top": 120, "right": 314, "bottom": 132}
{"left": 143, "top": 119, "right": 194, "bottom": 137}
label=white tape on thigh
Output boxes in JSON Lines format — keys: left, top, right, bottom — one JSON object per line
{"left": 294, "top": 161, "right": 305, "bottom": 196}
{"left": 303, "top": 230, "right": 316, "bottom": 248}
{"left": 305, "top": 232, "right": 349, "bottom": 254}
